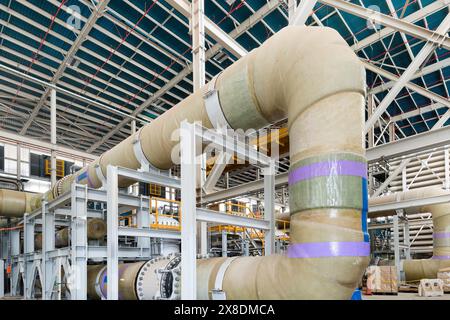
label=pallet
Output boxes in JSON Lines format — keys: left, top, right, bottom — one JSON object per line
{"left": 371, "top": 292, "right": 398, "bottom": 296}
{"left": 399, "top": 285, "right": 418, "bottom": 293}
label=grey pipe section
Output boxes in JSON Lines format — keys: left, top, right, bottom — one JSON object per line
{"left": 369, "top": 187, "right": 450, "bottom": 281}
{"left": 1, "top": 26, "right": 368, "bottom": 299}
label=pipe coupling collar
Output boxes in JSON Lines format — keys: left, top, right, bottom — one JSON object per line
{"left": 203, "top": 72, "right": 231, "bottom": 131}
{"left": 211, "top": 257, "right": 238, "bottom": 300}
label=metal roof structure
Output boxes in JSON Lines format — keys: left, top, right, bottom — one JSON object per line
{"left": 0, "top": 0, "right": 448, "bottom": 176}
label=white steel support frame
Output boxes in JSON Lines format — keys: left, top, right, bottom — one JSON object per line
{"left": 0, "top": 259, "right": 3, "bottom": 298}
{"left": 319, "top": 0, "right": 450, "bottom": 50}
{"left": 23, "top": 213, "right": 36, "bottom": 299}
{"left": 41, "top": 200, "right": 55, "bottom": 300}
{"left": 9, "top": 229, "right": 20, "bottom": 296}
{"left": 105, "top": 165, "right": 181, "bottom": 300}
{"left": 50, "top": 89, "right": 57, "bottom": 187}
{"left": 106, "top": 166, "right": 119, "bottom": 300}
{"left": 191, "top": 0, "right": 208, "bottom": 256}
{"left": 291, "top": 0, "right": 318, "bottom": 26}
{"left": 445, "top": 149, "right": 450, "bottom": 190}
{"left": 179, "top": 121, "right": 275, "bottom": 300}
{"left": 364, "top": 11, "right": 450, "bottom": 133}
{"left": 70, "top": 183, "right": 88, "bottom": 300}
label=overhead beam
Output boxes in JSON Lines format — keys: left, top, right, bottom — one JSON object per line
{"left": 319, "top": 0, "right": 450, "bottom": 50}
{"left": 0, "top": 62, "right": 144, "bottom": 124}
{"left": 292, "top": 0, "right": 318, "bottom": 25}
{"left": 20, "top": 0, "right": 111, "bottom": 135}
{"left": 0, "top": 129, "right": 97, "bottom": 161}
{"left": 87, "top": 0, "right": 281, "bottom": 152}
{"left": 362, "top": 61, "right": 450, "bottom": 108}
{"left": 366, "top": 125, "right": 450, "bottom": 163}
{"left": 351, "top": 1, "right": 447, "bottom": 52}
{"left": 370, "top": 57, "right": 450, "bottom": 95}
{"left": 364, "top": 12, "right": 450, "bottom": 134}
{"left": 166, "top": 0, "right": 247, "bottom": 58}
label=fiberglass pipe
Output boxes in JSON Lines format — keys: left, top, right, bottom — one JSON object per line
{"left": 34, "top": 218, "right": 107, "bottom": 250}
{"left": 369, "top": 187, "right": 450, "bottom": 281}
{"left": 195, "top": 26, "right": 368, "bottom": 300}
{"left": 2, "top": 26, "right": 368, "bottom": 299}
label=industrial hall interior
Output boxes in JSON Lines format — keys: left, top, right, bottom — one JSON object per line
{"left": 0, "top": 0, "right": 449, "bottom": 302}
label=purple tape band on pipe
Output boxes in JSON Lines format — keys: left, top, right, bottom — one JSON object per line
{"left": 434, "top": 232, "right": 450, "bottom": 239}
{"left": 288, "top": 160, "right": 367, "bottom": 185}
{"left": 432, "top": 255, "right": 450, "bottom": 260}
{"left": 287, "top": 241, "right": 370, "bottom": 258}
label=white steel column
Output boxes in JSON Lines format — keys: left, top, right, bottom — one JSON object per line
{"left": 42, "top": 200, "right": 55, "bottom": 300}
{"left": 445, "top": 149, "right": 450, "bottom": 190}
{"left": 106, "top": 165, "right": 119, "bottom": 300}
{"left": 292, "top": 0, "right": 317, "bottom": 25}
{"left": 0, "top": 259, "right": 3, "bottom": 298}
{"left": 23, "top": 214, "right": 34, "bottom": 299}
{"left": 180, "top": 121, "right": 197, "bottom": 299}
{"left": 16, "top": 143, "right": 21, "bottom": 181}
{"left": 263, "top": 162, "right": 275, "bottom": 255}
{"left": 365, "top": 13, "right": 450, "bottom": 133}
{"left": 393, "top": 214, "right": 401, "bottom": 281}
{"left": 50, "top": 89, "right": 57, "bottom": 187}
{"left": 191, "top": 0, "right": 206, "bottom": 90}
{"left": 368, "top": 94, "right": 375, "bottom": 148}
{"left": 192, "top": 0, "right": 208, "bottom": 256}
{"left": 70, "top": 184, "right": 88, "bottom": 300}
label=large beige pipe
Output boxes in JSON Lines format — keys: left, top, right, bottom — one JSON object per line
{"left": 195, "top": 26, "right": 368, "bottom": 300}
{"left": 369, "top": 187, "right": 450, "bottom": 281}
{"left": 1, "top": 26, "right": 368, "bottom": 299}
{"left": 34, "top": 218, "right": 107, "bottom": 250}
{"left": 0, "top": 189, "right": 34, "bottom": 217}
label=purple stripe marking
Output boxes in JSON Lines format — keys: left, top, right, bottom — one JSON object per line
{"left": 432, "top": 255, "right": 450, "bottom": 260}
{"left": 434, "top": 232, "right": 450, "bottom": 239}
{"left": 287, "top": 241, "right": 370, "bottom": 258}
{"left": 288, "top": 160, "right": 367, "bottom": 185}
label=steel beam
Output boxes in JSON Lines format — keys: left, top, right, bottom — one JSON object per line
{"left": 106, "top": 165, "right": 119, "bottom": 300}
{"left": 166, "top": 0, "right": 247, "bottom": 58}
{"left": 86, "top": 0, "right": 281, "bottom": 152}
{"left": 364, "top": 12, "right": 450, "bottom": 134}
{"left": 367, "top": 125, "right": 450, "bottom": 163}
{"left": 292, "top": 0, "right": 318, "bottom": 25}
{"left": 363, "top": 61, "right": 450, "bottom": 108}
{"left": 319, "top": 0, "right": 450, "bottom": 50}
{"left": 20, "top": 0, "right": 111, "bottom": 134}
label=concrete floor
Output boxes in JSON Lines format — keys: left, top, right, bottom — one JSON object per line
{"left": 363, "top": 292, "right": 450, "bottom": 300}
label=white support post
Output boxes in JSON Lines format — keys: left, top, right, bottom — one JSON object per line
{"left": 263, "top": 161, "right": 275, "bottom": 255}
{"left": 180, "top": 121, "right": 198, "bottom": 300}
{"left": 191, "top": 0, "right": 206, "bottom": 90}
{"left": 42, "top": 201, "right": 55, "bottom": 300}
{"left": 221, "top": 231, "right": 227, "bottom": 257}
{"left": 292, "top": 0, "right": 317, "bottom": 25}
{"left": 23, "top": 214, "right": 34, "bottom": 299}
{"left": 10, "top": 230, "right": 19, "bottom": 295}
{"left": 137, "top": 196, "right": 150, "bottom": 252}
{"left": 50, "top": 89, "right": 57, "bottom": 187}
{"left": 445, "top": 149, "right": 450, "bottom": 190}
{"left": 41, "top": 200, "right": 55, "bottom": 300}
{"left": 0, "top": 259, "right": 3, "bottom": 298}
{"left": 70, "top": 184, "right": 88, "bottom": 300}
{"left": 403, "top": 219, "right": 411, "bottom": 260}
{"left": 16, "top": 143, "right": 21, "bottom": 181}
{"left": 367, "top": 95, "right": 375, "bottom": 148}
{"left": 106, "top": 165, "right": 119, "bottom": 300}
{"left": 393, "top": 214, "right": 401, "bottom": 281}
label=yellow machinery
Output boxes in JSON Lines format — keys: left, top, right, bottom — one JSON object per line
{"left": 44, "top": 158, "right": 65, "bottom": 178}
